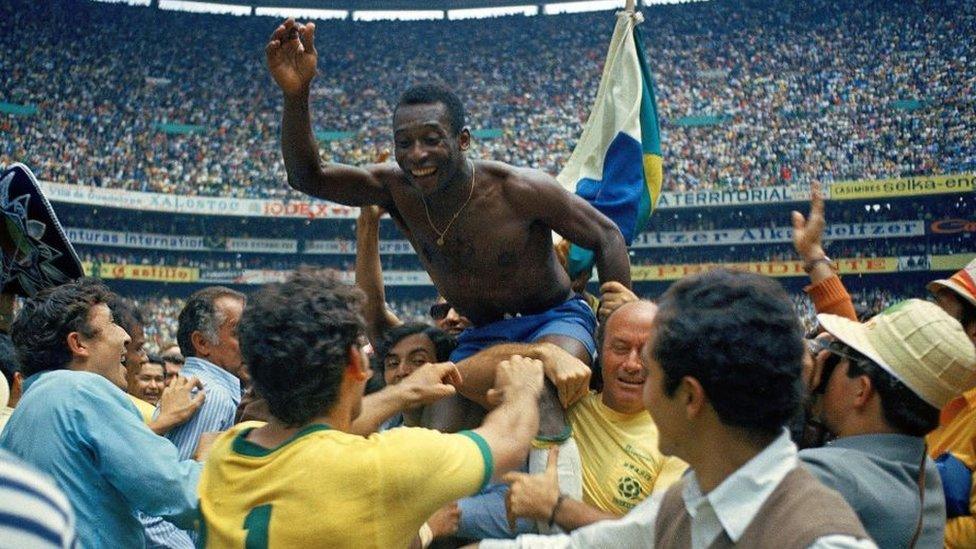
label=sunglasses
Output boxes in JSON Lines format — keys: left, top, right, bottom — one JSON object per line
{"left": 429, "top": 303, "right": 452, "bottom": 321}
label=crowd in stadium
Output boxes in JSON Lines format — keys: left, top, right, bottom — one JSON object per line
{"left": 1, "top": 0, "right": 975, "bottom": 547}
{"left": 2, "top": 0, "right": 974, "bottom": 199}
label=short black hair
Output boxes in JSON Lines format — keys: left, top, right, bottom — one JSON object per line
{"left": 105, "top": 294, "right": 145, "bottom": 337}
{"left": 840, "top": 344, "right": 940, "bottom": 437}
{"left": 238, "top": 268, "right": 365, "bottom": 427}
{"left": 10, "top": 278, "right": 116, "bottom": 377}
{"left": 652, "top": 268, "right": 805, "bottom": 436}
{"left": 177, "top": 286, "right": 245, "bottom": 358}
{"left": 0, "top": 334, "right": 20, "bottom": 387}
{"left": 377, "top": 322, "right": 456, "bottom": 368}
{"left": 395, "top": 84, "right": 466, "bottom": 135}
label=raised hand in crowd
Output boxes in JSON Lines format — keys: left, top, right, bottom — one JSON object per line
{"left": 266, "top": 19, "right": 318, "bottom": 97}
{"left": 148, "top": 375, "right": 205, "bottom": 435}
{"left": 791, "top": 182, "right": 835, "bottom": 282}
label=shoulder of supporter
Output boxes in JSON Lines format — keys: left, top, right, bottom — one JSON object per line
{"left": 798, "top": 447, "right": 866, "bottom": 510}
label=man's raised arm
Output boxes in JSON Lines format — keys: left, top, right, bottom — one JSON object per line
{"left": 512, "top": 171, "right": 631, "bottom": 288}
{"left": 266, "top": 19, "right": 392, "bottom": 206}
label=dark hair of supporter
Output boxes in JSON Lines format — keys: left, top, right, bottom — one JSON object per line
{"left": 9, "top": 278, "right": 116, "bottom": 377}
{"left": 839, "top": 343, "right": 939, "bottom": 437}
{"left": 105, "top": 294, "right": 145, "bottom": 337}
{"left": 395, "top": 84, "right": 466, "bottom": 135}
{"left": 177, "top": 286, "right": 245, "bottom": 358}
{"left": 238, "top": 268, "right": 365, "bottom": 426}
{"left": 652, "top": 268, "right": 805, "bottom": 436}
{"left": 377, "top": 323, "right": 456, "bottom": 367}
{"left": 0, "top": 334, "right": 20, "bottom": 386}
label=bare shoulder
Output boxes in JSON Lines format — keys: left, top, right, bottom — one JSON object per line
{"left": 482, "top": 161, "right": 561, "bottom": 196}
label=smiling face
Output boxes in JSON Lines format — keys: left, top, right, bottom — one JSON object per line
{"left": 78, "top": 303, "right": 131, "bottom": 390}
{"left": 393, "top": 102, "right": 470, "bottom": 196}
{"left": 129, "top": 360, "right": 165, "bottom": 404}
{"left": 601, "top": 301, "right": 657, "bottom": 415}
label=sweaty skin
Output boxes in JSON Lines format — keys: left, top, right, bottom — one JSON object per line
{"left": 267, "top": 22, "right": 630, "bottom": 327}
{"left": 268, "top": 19, "right": 631, "bottom": 435}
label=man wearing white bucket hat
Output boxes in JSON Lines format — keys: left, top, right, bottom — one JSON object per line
{"left": 801, "top": 299, "right": 976, "bottom": 548}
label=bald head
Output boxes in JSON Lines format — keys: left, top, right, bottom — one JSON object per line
{"left": 599, "top": 300, "right": 658, "bottom": 414}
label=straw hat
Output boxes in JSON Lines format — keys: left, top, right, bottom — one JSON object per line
{"left": 817, "top": 299, "right": 976, "bottom": 409}
{"left": 928, "top": 258, "right": 976, "bottom": 309}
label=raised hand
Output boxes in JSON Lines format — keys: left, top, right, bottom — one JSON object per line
{"left": 266, "top": 19, "right": 318, "bottom": 97}
{"left": 791, "top": 181, "right": 827, "bottom": 262}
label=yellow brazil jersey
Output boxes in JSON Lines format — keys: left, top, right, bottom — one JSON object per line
{"left": 126, "top": 394, "right": 156, "bottom": 424}
{"left": 927, "top": 388, "right": 976, "bottom": 548}
{"left": 198, "top": 421, "right": 492, "bottom": 548}
{"left": 568, "top": 393, "right": 687, "bottom": 515}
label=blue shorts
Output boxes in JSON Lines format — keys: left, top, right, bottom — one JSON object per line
{"left": 450, "top": 295, "right": 597, "bottom": 363}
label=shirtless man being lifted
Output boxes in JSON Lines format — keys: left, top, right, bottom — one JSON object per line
{"left": 266, "top": 20, "right": 631, "bottom": 438}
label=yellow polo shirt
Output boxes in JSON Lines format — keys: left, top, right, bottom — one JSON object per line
{"left": 928, "top": 388, "right": 976, "bottom": 548}
{"left": 198, "top": 421, "right": 491, "bottom": 548}
{"left": 126, "top": 394, "right": 156, "bottom": 424}
{"left": 568, "top": 393, "right": 687, "bottom": 515}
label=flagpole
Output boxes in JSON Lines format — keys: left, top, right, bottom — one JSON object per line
{"left": 625, "top": 0, "right": 635, "bottom": 13}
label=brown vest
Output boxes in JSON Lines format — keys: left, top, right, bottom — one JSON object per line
{"left": 654, "top": 466, "right": 869, "bottom": 548}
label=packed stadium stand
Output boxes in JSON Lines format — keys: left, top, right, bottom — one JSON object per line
{"left": 1, "top": 0, "right": 973, "bottom": 347}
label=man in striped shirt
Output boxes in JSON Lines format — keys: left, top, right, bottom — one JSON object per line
{"left": 0, "top": 447, "right": 76, "bottom": 548}
{"left": 143, "top": 286, "right": 246, "bottom": 549}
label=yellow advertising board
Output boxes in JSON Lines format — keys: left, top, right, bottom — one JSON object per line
{"left": 930, "top": 254, "right": 976, "bottom": 272}
{"left": 83, "top": 262, "right": 200, "bottom": 283}
{"left": 632, "top": 257, "right": 899, "bottom": 281}
{"left": 830, "top": 174, "right": 975, "bottom": 201}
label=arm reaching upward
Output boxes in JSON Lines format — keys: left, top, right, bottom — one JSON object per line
{"left": 356, "top": 205, "right": 402, "bottom": 346}
{"left": 266, "top": 19, "right": 394, "bottom": 207}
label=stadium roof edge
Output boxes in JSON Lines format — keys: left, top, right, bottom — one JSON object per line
{"left": 146, "top": 0, "right": 649, "bottom": 12}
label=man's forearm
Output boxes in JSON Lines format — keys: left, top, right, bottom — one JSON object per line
{"left": 349, "top": 384, "right": 413, "bottom": 436}
{"left": 356, "top": 211, "right": 400, "bottom": 344}
{"left": 476, "top": 387, "right": 541, "bottom": 474}
{"left": 594, "top": 229, "right": 631, "bottom": 288}
{"left": 455, "top": 344, "right": 549, "bottom": 407}
{"left": 552, "top": 498, "right": 618, "bottom": 532}
{"left": 281, "top": 91, "right": 322, "bottom": 193}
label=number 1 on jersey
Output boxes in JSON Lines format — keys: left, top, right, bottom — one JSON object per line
{"left": 243, "top": 504, "right": 272, "bottom": 549}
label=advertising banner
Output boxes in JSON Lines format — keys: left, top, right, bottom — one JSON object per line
{"left": 930, "top": 254, "right": 976, "bottom": 271}
{"left": 84, "top": 262, "right": 199, "bottom": 282}
{"left": 43, "top": 174, "right": 974, "bottom": 215}
{"left": 929, "top": 219, "right": 976, "bottom": 235}
{"left": 303, "top": 240, "right": 416, "bottom": 255}
{"left": 831, "top": 174, "right": 975, "bottom": 201}
{"left": 631, "top": 257, "right": 899, "bottom": 281}
{"left": 67, "top": 227, "right": 296, "bottom": 254}
{"left": 633, "top": 221, "right": 924, "bottom": 248}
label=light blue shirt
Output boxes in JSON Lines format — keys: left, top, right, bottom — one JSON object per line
{"left": 0, "top": 370, "right": 200, "bottom": 549}
{"left": 144, "top": 356, "right": 241, "bottom": 548}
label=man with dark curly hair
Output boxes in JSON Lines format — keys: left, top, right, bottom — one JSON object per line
{"left": 198, "top": 269, "right": 548, "bottom": 548}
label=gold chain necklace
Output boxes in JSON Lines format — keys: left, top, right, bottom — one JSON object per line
{"left": 422, "top": 160, "right": 476, "bottom": 246}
